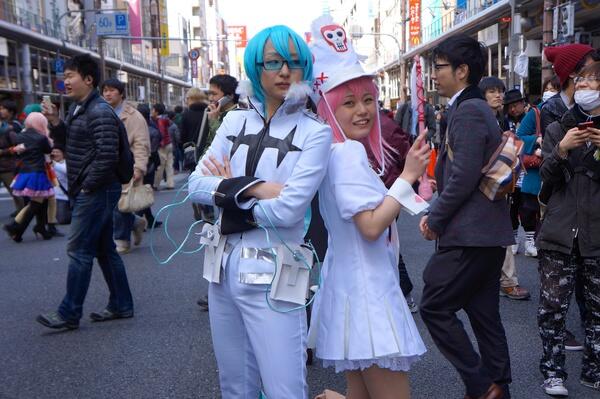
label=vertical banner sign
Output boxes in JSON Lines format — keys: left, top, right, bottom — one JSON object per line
{"left": 158, "top": 0, "right": 169, "bottom": 56}
{"left": 409, "top": 0, "right": 421, "bottom": 46}
{"left": 191, "top": 60, "right": 198, "bottom": 78}
{"left": 128, "top": 0, "right": 142, "bottom": 44}
{"left": 228, "top": 25, "right": 248, "bottom": 48}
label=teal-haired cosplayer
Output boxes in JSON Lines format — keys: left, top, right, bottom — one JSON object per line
{"left": 244, "top": 25, "right": 313, "bottom": 105}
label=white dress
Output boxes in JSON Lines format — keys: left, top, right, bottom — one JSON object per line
{"left": 308, "top": 140, "right": 426, "bottom": 373}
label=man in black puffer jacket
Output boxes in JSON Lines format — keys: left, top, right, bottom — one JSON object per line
{"left": 36, "top": 54, "right": 134, "bottom": 331}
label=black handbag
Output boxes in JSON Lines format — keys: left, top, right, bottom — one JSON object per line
{"left": 183, "top": 109, "right": 208, "bottom": 170}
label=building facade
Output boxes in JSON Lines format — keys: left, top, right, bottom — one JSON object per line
{"left": 332, "top": 0, "right": 600, "bottom": 107}
{"left": 0, "top": 0, "right": 192, "bottom": 112}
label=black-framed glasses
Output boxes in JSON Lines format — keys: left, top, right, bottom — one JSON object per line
{"left": 257, "top": 59, "right": 305, "bottom": 71}
{"left": 433, "top": 63, "right": 451, "bottom": 71}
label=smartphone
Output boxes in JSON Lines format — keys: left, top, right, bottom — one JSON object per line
{"left": 217, "top": 95, "right": 233, "bottom": 108}
{"left": 578, "top": 121, "right": 594, "bottom": 130}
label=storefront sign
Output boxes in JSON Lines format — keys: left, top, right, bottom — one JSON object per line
{"left": 158, "top": 0, "right": 169, "bottom": 56}
{"left": 228, "top": 25, "right": 248, "bottom": 48}
{"left": 128, "top": 0, "right": 142, "bottom": 45}
{"left": 191, "top": 59, "right": 198, "bottom": 79}
{"left": 54, "top": 79, "right": 65, "bottom": 93}
{"left": 478, "top": 24, "right": 498, "bottom": 47}
{"left": 409, "top": 0, "right": 421, "bottom": 46}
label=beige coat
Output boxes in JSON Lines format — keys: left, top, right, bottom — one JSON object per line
{"left": 119, "top": 101, "right": 150, "bottom": 175}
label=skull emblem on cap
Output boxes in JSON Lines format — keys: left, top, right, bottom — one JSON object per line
{"left": 320, "top": 24, "right": 348, "bottom": 52}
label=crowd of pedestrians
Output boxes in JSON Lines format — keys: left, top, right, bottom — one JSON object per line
{"left": 2, "top": 18, "right": 600, "bottom": 399}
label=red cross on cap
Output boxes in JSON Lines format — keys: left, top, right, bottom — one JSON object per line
{"left": 316, "top": 72, "right": 328, "bottom": 83}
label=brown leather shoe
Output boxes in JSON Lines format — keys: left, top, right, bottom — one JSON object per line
{"left": 464, "top": 383, "right": 504, "bottom": 399}
{"left": 483, "top": 383, "right": 503, "bottom": 398}
{"left": 500, "top": 285, "right": 530, "bottom": 300}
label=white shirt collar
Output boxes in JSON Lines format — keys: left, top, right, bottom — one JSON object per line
{"left": 448, "top": 87, "right": 467, "bottom": 107}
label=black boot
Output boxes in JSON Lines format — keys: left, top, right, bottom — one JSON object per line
{"left": 3, "top": 205, "right": 36, "bottom": 242}
{"left": 32, "top": 201, "right": 52, "bottom": 240}
{"left": 47, "top": 224, "right": 64, "bottom": 237}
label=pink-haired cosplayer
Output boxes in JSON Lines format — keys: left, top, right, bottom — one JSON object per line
{"left": 307, "top": 15, "right": 430, "bottom": 399}
{"left": 4, "top": 112, "right": 55, "bottom": 242}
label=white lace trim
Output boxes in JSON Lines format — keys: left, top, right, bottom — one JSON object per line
{"left": 321, "top": 355, "right": 422, "bottom": 373}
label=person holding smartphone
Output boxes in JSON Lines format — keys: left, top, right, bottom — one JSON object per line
{"left": 204, "top": 74, "right": 239, "bottom": 156}
{"left": 536, "top": 62, "right": 600, "bottom": 396}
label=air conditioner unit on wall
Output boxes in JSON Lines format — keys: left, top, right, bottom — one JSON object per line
{"left": 575, "top": 31, "right": 592, "bottom": 46}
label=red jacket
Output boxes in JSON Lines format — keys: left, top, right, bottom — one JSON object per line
{"left": 155, "top": 115, "right": 172, "bottom": 147}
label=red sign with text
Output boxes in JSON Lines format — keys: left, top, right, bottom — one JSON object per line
{"left": 409, "top": 0, "right": 421, "bottom": 46}
{"left": 228, "top": 25, "right": 248, "bottom": 48}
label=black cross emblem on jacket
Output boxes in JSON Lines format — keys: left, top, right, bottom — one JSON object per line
{"left": 227, "top": 119, "right": 301, "bottom": 176}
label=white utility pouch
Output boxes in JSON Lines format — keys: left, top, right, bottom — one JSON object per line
{"left": 269, "top": 246, "right": 313, "bottom": 305}
{"left": 200, "top": 223, "right": 225, "bottom": 283}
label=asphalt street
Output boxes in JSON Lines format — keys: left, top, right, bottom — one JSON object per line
{"left": 0, "top": 176, "right": 593, "bottom": 399}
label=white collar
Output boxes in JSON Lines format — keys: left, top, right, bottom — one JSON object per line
{"left": 448, "top": 87, "right": 466, "bottom": 107}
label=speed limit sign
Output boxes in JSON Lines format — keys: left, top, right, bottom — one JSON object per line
{"left": 188, "top": 48, "right": 200, "bottom": 60}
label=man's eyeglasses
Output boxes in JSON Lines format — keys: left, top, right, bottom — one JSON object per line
{"left": 574, "top": 76, "right": 600, "bottom": 84}
{"left": 257, "top": 59, "right": 305, "bottom": 71}
{"left": 433, "top": 63, "right": 451, "bottom": 71}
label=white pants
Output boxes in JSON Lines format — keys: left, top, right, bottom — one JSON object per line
{"left": 209, "top": 244, "right": 308, "bottom": 399}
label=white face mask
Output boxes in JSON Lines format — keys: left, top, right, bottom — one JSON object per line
{"left": 574, "top": 89, "right": 600, "bottom": 111}
{"left": 542, "top": 91, "right": 555, "bottom": 102}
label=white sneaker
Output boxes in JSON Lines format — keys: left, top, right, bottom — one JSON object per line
{"left": 511, "top": 244, "right": 518, "bottom": 255}
{"left": 542, "top": 378, "right": 568, "bottom": 396}
{"left": 132, "top": 217, "right": 147, "bottom": 246}
{"left": 524, "top": 239, "right": 538, "bottom": 257}
{"left": 115, "top": 239, "right": 130, "bottom": 254}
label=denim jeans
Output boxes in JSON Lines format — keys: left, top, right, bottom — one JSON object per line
{"left": 113, "top": 208, "right": 135, "bottom": 241}
{"left": 58, "top": 182, "right": 133, "bottom": 321}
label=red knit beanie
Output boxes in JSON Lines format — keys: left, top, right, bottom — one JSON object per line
{"left": 544, "top": 44, "right": 595, "bottom": 86}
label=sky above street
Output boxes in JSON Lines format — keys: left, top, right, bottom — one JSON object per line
{"left": 219, "top": 0, "right": 327, "bottom": 37}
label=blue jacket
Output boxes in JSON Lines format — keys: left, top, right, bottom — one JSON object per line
{"left": 516, "top": 104, "right": 542, "bottom": 196}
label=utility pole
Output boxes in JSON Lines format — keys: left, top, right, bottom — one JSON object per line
{"left": 541, "top": 0, "right": 556, "bottom": 83}
{"left": 94, "top": 0, "right": 106, "bottom": 83}
{"left": 400, "top": 0, "right": 407, "bottom": 103}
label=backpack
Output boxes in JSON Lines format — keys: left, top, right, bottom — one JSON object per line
{"left": 115, "top": 118, "right": 134, "bottom": 184}
{"left": 94, "top": 102, "right": 134, "bottom": 184}
{"left": 148, "top": 123, "right": 161, "bottom": 154}
{"left": 446, "top": 129, "right": 524, "bottom": 201}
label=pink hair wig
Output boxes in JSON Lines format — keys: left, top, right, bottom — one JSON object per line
{"left": 24, "top": 112, "right": 53, "bottom": 147}
{"left": 317, "top": 76, "right": 384, "bottom": 170}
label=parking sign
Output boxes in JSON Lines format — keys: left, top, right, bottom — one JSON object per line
{"left": 96, "top": 12, "right": 130, "bottom": 36}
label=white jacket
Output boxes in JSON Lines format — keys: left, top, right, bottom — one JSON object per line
{"left": 188, "top": 87, "right": 332, "bottom": 278}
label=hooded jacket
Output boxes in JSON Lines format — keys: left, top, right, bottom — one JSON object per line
{"left": 537, "top": 105, "right": 600, "bottom": 257}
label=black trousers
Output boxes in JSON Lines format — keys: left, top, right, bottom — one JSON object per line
{"left": 509, "top": 188, "right": 538, "bottom": 232}
{"left": 420, "top": 246, "right": 512, "bottom": 398}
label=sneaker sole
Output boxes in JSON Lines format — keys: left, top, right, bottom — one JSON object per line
{"left": 543, "top": 388, "right": 568, "bottom": 396}
{"left": 580, "top": 379, "right": 600, "bottom": 390}
{"left": 499, "top": 291, "right": 531, "bottom": 300}
{"left": 35, "top": 316, "right": 79, "bottom": 330}
{"left": 565, "top": 345, "right": 584, "bottom": 351}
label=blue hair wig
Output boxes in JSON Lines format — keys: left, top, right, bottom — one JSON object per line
{"left": 244, "top": 25, "right": 313, "bottom": 105}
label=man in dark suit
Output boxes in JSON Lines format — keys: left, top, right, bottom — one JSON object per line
{"left": 419, "top": 35, "right": 514, "bottom": 399}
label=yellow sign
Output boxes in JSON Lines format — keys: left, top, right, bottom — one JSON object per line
{"left": 158, "top": 0, "right": 169, "bottom": 56}
{"left": 160, "top": 23, "right": 169, "bottom": 56}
